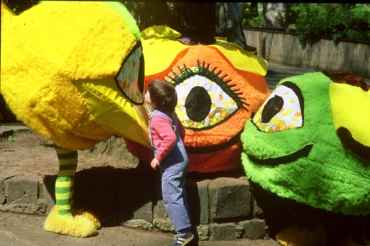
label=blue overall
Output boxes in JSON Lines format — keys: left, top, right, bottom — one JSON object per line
{"left": 148, "top": 110, "right": 191, "bottom": 233}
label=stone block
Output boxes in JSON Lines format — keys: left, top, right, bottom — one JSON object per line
{"left": 209, "top": 222, "right": 236, "bottom": 241}
{"left": 130, "top": 201, "right": 153, "bottom": 222}
{"left": 2, "top": 200, "right": 47, "bottom": 214}
{"left": 0, "top": 167, "right": 23, "bottom": 204}
{"left": 252, "top": 194, "right": 264, "bottom": 217}
{"left": 196, "top": 224, "right": 209, "bottom": 241}
{"left": 123, "top": 219, "right": 153, "bottom": 231}
{"left": 153, "top": 199, "right": 168, "bottom": 220}
{"left": 4, "top": 175, "right": 39, "bottom": 204}
{"left": 240, "top": 219, "right": 267, "bottom": 239}
{"left": 153, "top": 218, "right": 175, "bottom": 233}
{"left": 39, "top": 181, "right": 55, "bottom": 214}
{"left": 235, "top": 224, "right": 244, "bottom": 239}
{"left": 196, "top": 179, "right": 210, "bottom": 224}
{"left": 118, "top": 179, "right": 154, "bottom": 222}
{"left": 71, "top": 167, "right": 155, "bottom": 225}
{"left": 208, "top": 177, "right": 251, "bottom": 220}
{"left": 186, "top": 179, "right": 209, "bottom": 225}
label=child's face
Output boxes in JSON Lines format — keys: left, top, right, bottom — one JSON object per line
{"left": 145, "top": 90, "right": 155, "bottom": 108}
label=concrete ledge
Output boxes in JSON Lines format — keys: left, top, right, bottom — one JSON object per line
{"left": 243, "top": 27, "right": 370, "bottom": 78}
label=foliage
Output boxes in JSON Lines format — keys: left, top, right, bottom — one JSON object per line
{"left": 215, "top": 3, "right": 263, "bottom": 27}
{"left": 123, "top": 2, "right": 216, "bottom": 36}
{"left": 240, "top": 3, "right": 263, "bottom": 27}
{"left": 291, "top": 3, "right": 370, "bottom": 46}
{"left": 287, "top": 3, "right": 301, "bottom": 29}
{"left": 4, "top": 1, "right": 217, "bottom": 36}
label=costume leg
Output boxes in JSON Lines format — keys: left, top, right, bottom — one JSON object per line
{"left": 54, "top": 145, "right": 76, "bottom": 217}
{"left": 43, "top": 145, "right": 100, "bottom": 237}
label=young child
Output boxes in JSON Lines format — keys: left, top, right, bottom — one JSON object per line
{"left": 145, "top": 79, "right": 194, "bottom": 246}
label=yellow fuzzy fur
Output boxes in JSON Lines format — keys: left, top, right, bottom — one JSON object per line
{"left": 73, "top": 209, "right": 101, "bottom": 230}
{"left": 2, "top": 0, "right": 150, "bottom": 238}
{"left": 1, "top": 1, "right": 137, "bottom": 150}
{"left": 44, "top": 206, "right": 100, "bottom": 237}
{"left": 276, "top": 224, "right": 327, "bottom": 246}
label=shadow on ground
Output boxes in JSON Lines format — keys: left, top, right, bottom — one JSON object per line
{"left": 42, "top": 162, "right": 247, "bottom": 227}
{"left": 43, "top": 164, "right": 160, "bottom": 227}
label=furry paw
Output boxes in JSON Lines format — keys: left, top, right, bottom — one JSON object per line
{"left": 73, "top": 209, "right": 101, "bottom": 229}
{"left": 43, "top": 206, "right": 99, "bottom": 237}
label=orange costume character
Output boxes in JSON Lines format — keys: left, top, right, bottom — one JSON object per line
{"left": 126, "top": 26, "right": 270, "bottom": 173}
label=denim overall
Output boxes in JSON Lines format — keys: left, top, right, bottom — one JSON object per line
{"left": 148, "top": 110, "right": 191, "bottom": 232}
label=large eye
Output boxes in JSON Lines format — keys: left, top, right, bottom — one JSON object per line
{"left": 169, "top": 61, "right": 244, "bottom": 129}
{"left": 115, "top": 42, "right": 145, "bottom": 105}
{"left": 253, "top": 81, "right": 304, "bottom": 132}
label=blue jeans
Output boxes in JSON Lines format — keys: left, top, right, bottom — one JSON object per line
{"left": 159, "top": 156, "right": 191, "bottom": 232}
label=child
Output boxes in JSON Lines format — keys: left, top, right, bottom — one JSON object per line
{"left": 145, "top": 79, "right": 194, "bottom": 246}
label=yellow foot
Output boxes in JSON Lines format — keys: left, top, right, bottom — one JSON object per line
{"left": 43, "top": 206, "right": 100, "bottom": 237}
{"left": 73, "top": 209, "right": 101, "bottom": 229}
{"left": 276, "top": 223, "right": 327, "bottom": 246}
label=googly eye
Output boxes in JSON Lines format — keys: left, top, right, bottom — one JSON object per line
{"left": 115, "top": 42, "right": 145, "bottom": 105}
{"left": 253, "top": 82, "right": 304, "bottom": 132}
{"left": 169, "top": 62, "right": 244, "bottom": 129}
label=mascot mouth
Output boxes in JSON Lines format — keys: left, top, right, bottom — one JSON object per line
{"left": 246, "top": 144, "right": 313, "bottom": 166}
{"left": 186, "top": 131, "right": 242, "bottom": 154}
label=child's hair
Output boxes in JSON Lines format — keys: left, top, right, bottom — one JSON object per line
{"left": 147, "top": 79, "right": 178, "bottom": 112}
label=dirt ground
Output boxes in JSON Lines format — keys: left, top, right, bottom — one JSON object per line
{"left": 0, "top": 130, "right": 140, "bottom": 177}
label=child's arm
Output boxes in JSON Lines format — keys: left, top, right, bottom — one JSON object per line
{"left": 150, "top": 116, "right": 177, "bottom": 162}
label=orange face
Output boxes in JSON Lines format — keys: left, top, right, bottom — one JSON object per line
{"left": 128, "top": 26, "right": 270, "bottom": 173}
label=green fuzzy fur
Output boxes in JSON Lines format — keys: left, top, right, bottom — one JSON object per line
{"left": 103, "top": 2, "right": 140, "bottom": 40}
{"left": 241, "top": 72, "right": 370, "bottom": 215}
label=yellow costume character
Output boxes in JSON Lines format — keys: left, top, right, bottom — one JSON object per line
{"left": 1, "top": 1, "right": 150, "bottom": 237}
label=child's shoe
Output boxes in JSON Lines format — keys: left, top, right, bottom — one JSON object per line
{"left": 170, "top": 231, "right": 194, "bottom": 246}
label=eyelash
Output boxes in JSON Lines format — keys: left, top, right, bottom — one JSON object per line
{"left": 165, "top": 60, "right": 249, "bottom": 111}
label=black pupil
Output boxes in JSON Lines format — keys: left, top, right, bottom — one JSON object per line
{"left": 261, "top": 95, "right": 284, "bottom": 123}
{"left": 185, "top": 86, "right": 211, "bottom": 122}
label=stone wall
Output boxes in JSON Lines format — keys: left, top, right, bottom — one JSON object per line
{"left": 0, "top": 164, "right": 269, "bottom": 242}
{"left": 243, "top": 27, "right": 370, "bottom": 78}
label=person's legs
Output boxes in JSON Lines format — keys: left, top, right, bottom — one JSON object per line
{"left": 161, "top": 161, "right": 192, "bottom": 232}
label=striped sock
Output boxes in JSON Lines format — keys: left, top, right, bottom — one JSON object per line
{"left": 54, "top": 145, "right": 77, "bottom": 217}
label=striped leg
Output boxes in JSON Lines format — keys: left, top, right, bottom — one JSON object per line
{"left": 43, "top": 144, "right": 99, "bottom": 237}
{"left": 54, "top": 145, "right": 77, "bottom": 217}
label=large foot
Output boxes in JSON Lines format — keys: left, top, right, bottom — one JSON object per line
{"left": 73, "top": 208, "right": 101, "bottom": 229}
{"left": 43, "top": 206, "right": 100, "bottom": 237}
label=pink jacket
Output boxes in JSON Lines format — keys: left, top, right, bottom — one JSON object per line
{"left": 149, "top": 113, "right": 185, "bottom": 162}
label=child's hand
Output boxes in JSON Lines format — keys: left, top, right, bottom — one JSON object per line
{"left": 151, "top": 157, "right": 160, "bottom": 170}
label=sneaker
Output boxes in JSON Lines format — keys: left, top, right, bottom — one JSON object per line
{"left": 244, "top": 44, "right": 257, "bottom": 53}
{"left": 170, "top": 231, "right": 194, "bottom": 246}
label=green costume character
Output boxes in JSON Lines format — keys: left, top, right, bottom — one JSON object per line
{"left": 241, "top": 71, "right": 370, "bottom": 245}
